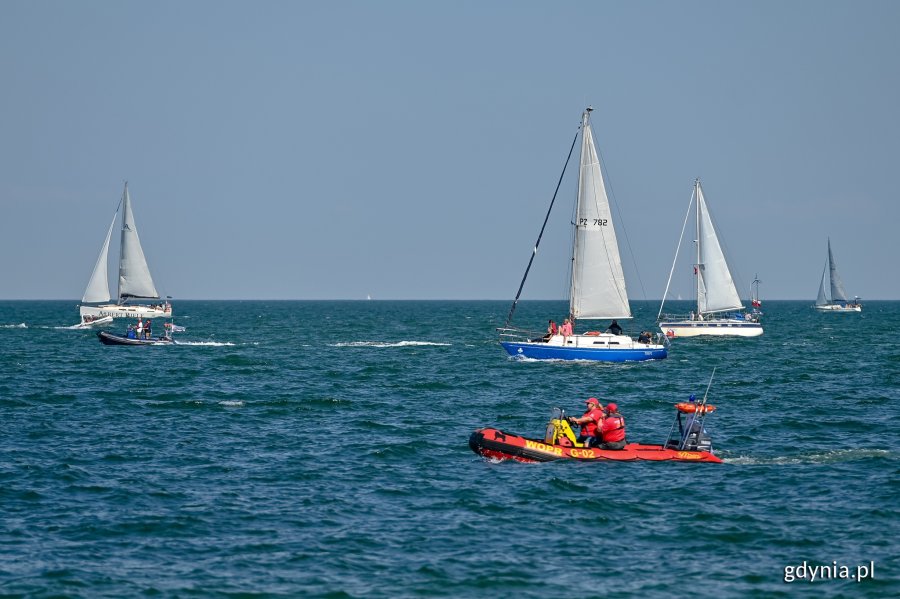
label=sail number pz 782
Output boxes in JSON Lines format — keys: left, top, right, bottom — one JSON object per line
{"left": 578, "top": 218, "right": 608, "bottom": 226}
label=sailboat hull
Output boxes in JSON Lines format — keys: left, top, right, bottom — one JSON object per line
{"left": 501, "top": 337, "right": 667, "bottom": 362}
{"left": 80, "top": 304, "right": 172, "bottom": 321}
{"left": 659, "top": 319, "right": 763, "bottom": 338}
{"left": 814, "top": 304, "right": 861, "bottom": 312}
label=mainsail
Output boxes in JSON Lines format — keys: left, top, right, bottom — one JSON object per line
{"left": 827, "top": 238, "right": 848, "bottom": 303}
{"left": 695, "top": 181, "right": 742, "bottom": 315}
{"left": 117, "top": 184, "right": 159, "bottom": 300}
{"left": 569, "top": 109, "right": 631, "bottom": 320}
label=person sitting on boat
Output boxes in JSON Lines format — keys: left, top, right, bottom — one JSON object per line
{"left": 596, "top": 402, "right": 626, "bottom": 450}
{"left": 606, "top": 320, "right": 623, "bottom": 336}
{"left": 543, "top": 319, "right": 558, "bottom": 341}
{"left": 637, "top": 331, "right": 651, "bottom": 344}
{"left": 567, "top": 397, "right": 604, "bottom": 447}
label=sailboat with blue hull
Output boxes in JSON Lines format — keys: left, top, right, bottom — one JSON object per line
{"left": 498, "top": 107, "right": 668, "bottom": 362}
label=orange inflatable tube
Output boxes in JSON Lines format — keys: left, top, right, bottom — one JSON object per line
{"left": 675, "top": 403, "right": 716, "bottom": 414}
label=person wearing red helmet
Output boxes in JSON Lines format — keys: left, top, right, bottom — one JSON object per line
{"left": 597, "top": 402, "right": 626, "bottom": 450}
{"left": 568, "top": 397, "right": 604, "bottom": 447}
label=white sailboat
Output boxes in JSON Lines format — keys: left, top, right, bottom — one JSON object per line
{"left": 498, "top": 107, "right": 667, "bottom": 362}
{"left": 658, "top": 179, "right": 762, "bottom": 338}
{"left": 814, "top": 238, "right": 861, "bottom": 312}
{"left": 78, "top": 183, "right": 172, "bottom": 323}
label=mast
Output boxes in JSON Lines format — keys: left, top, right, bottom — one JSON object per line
{"left": 568, "top": 107, "right": 593, "bottom": 320}
{"left": 695, "top": 178, "right": 702, "bottom": 318}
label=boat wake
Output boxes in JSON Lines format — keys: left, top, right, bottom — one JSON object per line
{"left": 331, "top": 341, "right": 451, "bottom": 348}
{"left": 175, "top": 341, "right": 236, "bottom": 347}
{"left": 1, "top": 323, "right": 27, "bottom": 329}
{"left": 724, "top": 448, "right": 892, "bottom": 465}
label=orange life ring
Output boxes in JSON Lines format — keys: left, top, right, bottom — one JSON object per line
{"left": 584, "top": 331, "right": 601, "bottom": 336}
{"left": 675, "top": 403, "right": 716, "bottom": 414}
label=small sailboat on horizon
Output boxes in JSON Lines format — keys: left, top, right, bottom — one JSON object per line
{"left": 657, "top": 179, "right": 763, "bottom": 338}
{"left": 814, "top": 238, "right": 861, "bottom": 312}
{"left": 497, "top": 107, "right": 667, "bottom": 362}
{"left": 78, "top": 183, "right": 172, "bottom": 323}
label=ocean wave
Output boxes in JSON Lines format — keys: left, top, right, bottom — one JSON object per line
{"left": 218, "top": 400, "right": 244, "bottom": 407}
{"left": 1, "top": 323, "right": 27, "bottom": 328}
{"left": 330, "top": 341, "right": 451, "bottom": 348}
{"left": 724, "top": 448, "right": 892, "bottom": 465}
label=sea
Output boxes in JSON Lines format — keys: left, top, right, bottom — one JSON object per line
{"left": 1, "top": 299, "right": 897, "bottom": 598}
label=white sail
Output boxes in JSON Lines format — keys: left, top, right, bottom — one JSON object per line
{"left": 81, "top": 212, "right": 117, "bottom": 304}
{"left": 569, "top": 109, "right": 631, "bottom": 320}
{"left": 815, "top": 265, "right": 828, "bottom": 306}
{"left": 117, "top": 184, "right": 159, "bottom": 300}
{"left": 827, "top": 238, "right": 848, "bottom": 302}
{"left": 696, "top": 182, "right": 743, "bottom": 315}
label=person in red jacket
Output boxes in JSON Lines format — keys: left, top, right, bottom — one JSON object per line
{"left": 568, "top": 397, "right": 604, "bottom": 447}
{"left": 597, "top": 402, "right": 626, "bottom": 450}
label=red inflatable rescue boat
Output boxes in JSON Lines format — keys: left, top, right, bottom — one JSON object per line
{"left": 469, "top": 402, "right": 723, "bottom": 464}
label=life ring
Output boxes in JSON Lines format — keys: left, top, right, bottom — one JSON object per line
{"left": 675, "top": 403, "right": 716, "bottom": 414}
{"left": 584, "top": 331, "right": 601, "bottom": 336}
{"left": 666, "top": 329, "right": 675, "bottom": 338}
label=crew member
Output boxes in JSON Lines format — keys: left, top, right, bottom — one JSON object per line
{"left": 597, "top": 402, "right": 626, "bottom": 450}
{"left": 568, "top": 397, "right": 604, "bottom": 447}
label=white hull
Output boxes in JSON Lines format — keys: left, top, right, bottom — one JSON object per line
{"left": 660, "top": 319, "right": 763, "bottom": 338}
{"left": 80, "top": 303, "right": 172, "bottom": 320}
{"left": 542, "top": 332, "right": 666, "bottom": 351}
{"left": 814, "top": 304, "right": 861, "bottom": 312}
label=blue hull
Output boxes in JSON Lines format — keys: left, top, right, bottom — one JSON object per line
{"left": 500, "top": 342, "right": 667, "bottom": 362}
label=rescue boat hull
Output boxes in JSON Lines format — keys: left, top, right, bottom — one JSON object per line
{"left": 469, "top": 428, "right": 722, "bottom": 463}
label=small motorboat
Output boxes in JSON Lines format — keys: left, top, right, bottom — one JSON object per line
{"left": 97, "top": 330, "right": 174, "bottom": 346}
{"left": 97, "top": 322, "right": 180, "bottom": 346}
{"left": 469, "top": 401, "right": 722, "bottom": 464}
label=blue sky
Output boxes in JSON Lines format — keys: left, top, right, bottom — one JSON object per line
{"left": 2, "top": 1, "right": 898, "bottom": 300}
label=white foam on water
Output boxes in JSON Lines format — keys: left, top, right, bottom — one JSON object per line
{"left": 1, "top": 323, "right": 27, "bottom": 329}
{"left": 331, "top": 340, "right": 451, "bottom": 348}
{"left": 175, "top": 341, "right": 236, "bottom": 347}
{"left": 724, "top": 448, "right": 891, "bottom": 465}
{"left": 219, "top": 400, "right": 244, "bottom": 407}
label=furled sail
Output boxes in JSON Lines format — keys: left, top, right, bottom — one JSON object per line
{"left": 81, "top": 212, "right": 117, "bottom": 304}
{"left": 569, "top": 109, "right": 631, "bottom": 320}
{"left": 696, "top": 182, "right": 743, "bottom": 315}
{"left": 117, "top": 184, "right": 159, "bottom": 300}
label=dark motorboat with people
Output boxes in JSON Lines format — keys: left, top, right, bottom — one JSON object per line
{"left": 97, "top": 321, "right": 179, "bottom": 346}
{"left": 469, "top": 387, "right": 722, "bottom": 464}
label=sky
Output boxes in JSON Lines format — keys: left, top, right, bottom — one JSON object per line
{"left": 1, "top": 0, "right": 898, "bottom": 300}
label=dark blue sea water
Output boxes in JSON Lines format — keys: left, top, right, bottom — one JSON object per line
{"left": 1, "top": 300, "right": 897, "bottom": 598}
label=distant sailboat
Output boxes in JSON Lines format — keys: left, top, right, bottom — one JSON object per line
{"left": 657, "top": 179, "right": 763, "bottom": 338}
{"left": 78, "top": 183, "right": 172, "bottom": 322}
{"left": 498, "top": 107, "right": 667, "bottom": 362}
{"left": 814, "top": 238, "right": 861, "bottom": 312}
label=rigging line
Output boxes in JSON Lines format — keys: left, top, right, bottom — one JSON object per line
{"left": 504, "top": 126, "right": 581, "bottom": 328}
{"left": 657, "top": 182, "right": 695, "bottom": 320}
